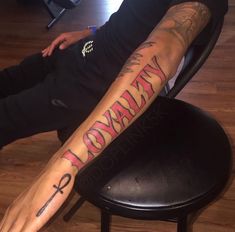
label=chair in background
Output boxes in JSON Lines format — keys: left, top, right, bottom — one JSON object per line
{"left": 65, "top": 96, "right": 231, "bottom": 232}
{"left": 43, "top": 0, "right": 81, "bottom": 29}
{"left": 63, "top": 18, "right": 231, "bottom": 232}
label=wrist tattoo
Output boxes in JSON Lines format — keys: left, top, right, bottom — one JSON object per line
{"left": 36, "top": 173, "right": 72, "bottom": 217}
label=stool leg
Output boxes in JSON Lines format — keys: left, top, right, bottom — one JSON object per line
{"left": 63, "top": 196, "right": 86, "bottom": 222}
{"left": 177, "top": 215, "right": 188, "bottom": 232}
{"left": 101, "top": 210, "right": 111, "bottom": 232}
{"left": 177, "top": 214, "right": 194, "bottom": 232}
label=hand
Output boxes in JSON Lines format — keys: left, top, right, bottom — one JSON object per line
{"left": 0, "top": 160, "right": 75, "bottom": 232}
{"left": 42, "top": 29, "right": 91, "bottom": 57}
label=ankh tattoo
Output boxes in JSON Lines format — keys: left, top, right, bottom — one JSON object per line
{"left": 36, "top": 173, "right": 72, "bottom": 217}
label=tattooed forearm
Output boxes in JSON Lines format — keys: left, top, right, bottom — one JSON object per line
{"left": 62, "top": 149, "right": 95, "bottom": 170}
{"left": 58, "top": 2, "right": 210, "bottom": 176}
{"left": 83, "top": 55, "right": 166, "bottom": 156}
{"left": 156, "top": 2, "right": 211, "bottom": 50}
{"left": 136, "top": 41, "right": 156, "bottom": 51}
{"left": 119, "top": 53, "right": 143, "bottom": 77}
{"left": 61, "top": 55, "right": 166, "bottom": 171}
{"left": 36, "top": 173, "right": 72, "bottom": 217}
{"left": 119, "top": 41, "right": 156, "bottom": 77}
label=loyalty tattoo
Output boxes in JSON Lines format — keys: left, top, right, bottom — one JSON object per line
{"left": 62, "top": 55, "right": 166, "bottom": 171}
{"left": 36, "top": 173, "right": 72, "bottom": 217}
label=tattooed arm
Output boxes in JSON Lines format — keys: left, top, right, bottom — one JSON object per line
{"left": 0, "top": 2, "right": 211, "bottom": 231}
{"left": 58, "top": 1, "right": 211, "bottom": 173}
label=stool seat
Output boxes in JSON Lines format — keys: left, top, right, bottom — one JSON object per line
{"left": 75, "top": 97, "right": 231, "bottom": 221}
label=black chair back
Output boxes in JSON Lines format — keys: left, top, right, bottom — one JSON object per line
{"left": 166, "top": 19, "right": 224, "bottom": 98}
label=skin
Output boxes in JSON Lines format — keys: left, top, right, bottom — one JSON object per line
{"left": 0, "top": 2, "right": 211, "bottom": 231}
{"left": 42, "top": 28, "right": 93, "bottom": 57}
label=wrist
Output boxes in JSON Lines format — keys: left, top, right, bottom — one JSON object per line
{"left": 87, "top": 25, "right": 97, "bottom": 35}
{"left": 48, "top": 157, "right": 78, "bottom": 177}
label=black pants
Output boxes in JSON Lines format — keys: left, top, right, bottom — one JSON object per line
{"left": 0, "top": 37, "right": 120, "bottom": 147}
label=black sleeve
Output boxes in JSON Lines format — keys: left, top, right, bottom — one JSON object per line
{"left": 169, "top": 0, "right": 228, "bottom": 44}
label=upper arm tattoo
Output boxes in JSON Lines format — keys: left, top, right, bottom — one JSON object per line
{"left": 156, "top": 2, "right": 211, "bottom": 50}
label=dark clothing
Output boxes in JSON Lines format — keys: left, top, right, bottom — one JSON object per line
{"left": 0, "top": 0, "right": 228, "bottom": 146}
{"left": 0, "top": 40, "right": 110, "bottom": 146}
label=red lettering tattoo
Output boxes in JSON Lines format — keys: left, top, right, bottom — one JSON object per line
{"left": 80, "top": 56, "right": 166, "bottom": 158}
{"left": 131, "top": 73, "right": 153, "bottom": 108}
{"left": 62, "top": 149, "right": 94, "bottom": 170}
{"left": 91, "top": 111, "right": 118, "bottom": 138}
{"left": 83, "top": 129, "right": 106, "bottom": 154}
{"left": 110, "top": 101, "right": 134, "bottom": 129}
{"left": 151, "top": 56, "right": 167, "bottom": 83}
{"left": 121, "top": 90, "right": 141, "bottom": 115}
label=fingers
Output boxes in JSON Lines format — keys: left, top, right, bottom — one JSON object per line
{"left": 21, "top": 222, "right": 38, "bottom": 232}
{"left": 41, "top": 31, "right": 84, "bottom": 57}
{"left": 3, "top": 215, "right": 21, "bottom": 232}
{"left": 15, "top": 217, "right": 38, "bottom": 232}
{"left": 0, "top": 207, "right": 9, "bottom": 231}
{"left": 0, "top": 206, "right": 17, "bottom": 232}
{"left": 41, "top": 47, "right": 50, "bottom": 57}
{"left": 1, "top": 217, "right": 37, "bottom": 232}
{"left": 0, "top": 208, "right": 37, "bottom": 232}
{"left": 48, "top": 37, "right": 64, "bottom": 56}
{"left": 42, "top": 34, "right": 67, "bottom": 57}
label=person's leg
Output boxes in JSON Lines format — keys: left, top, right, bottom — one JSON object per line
{"left": 0, "top": 53, "right": 54, "bottom": 98}
{"left": 0, "top": 75, "right": 88, "bottom": 147}
{"left": 0, "top": 44, "right": 107, "bottom": 147}
{"left": 0, "top": 38, "right": 121, "bottom": 147}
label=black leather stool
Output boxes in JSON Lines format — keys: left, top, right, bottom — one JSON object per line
{"left": 64, "top": 96, "right": 232, "bottom": 232}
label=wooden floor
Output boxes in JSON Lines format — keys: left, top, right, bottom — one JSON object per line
{"left": 0, "top": 0, "right": 234, "bottom": 231}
